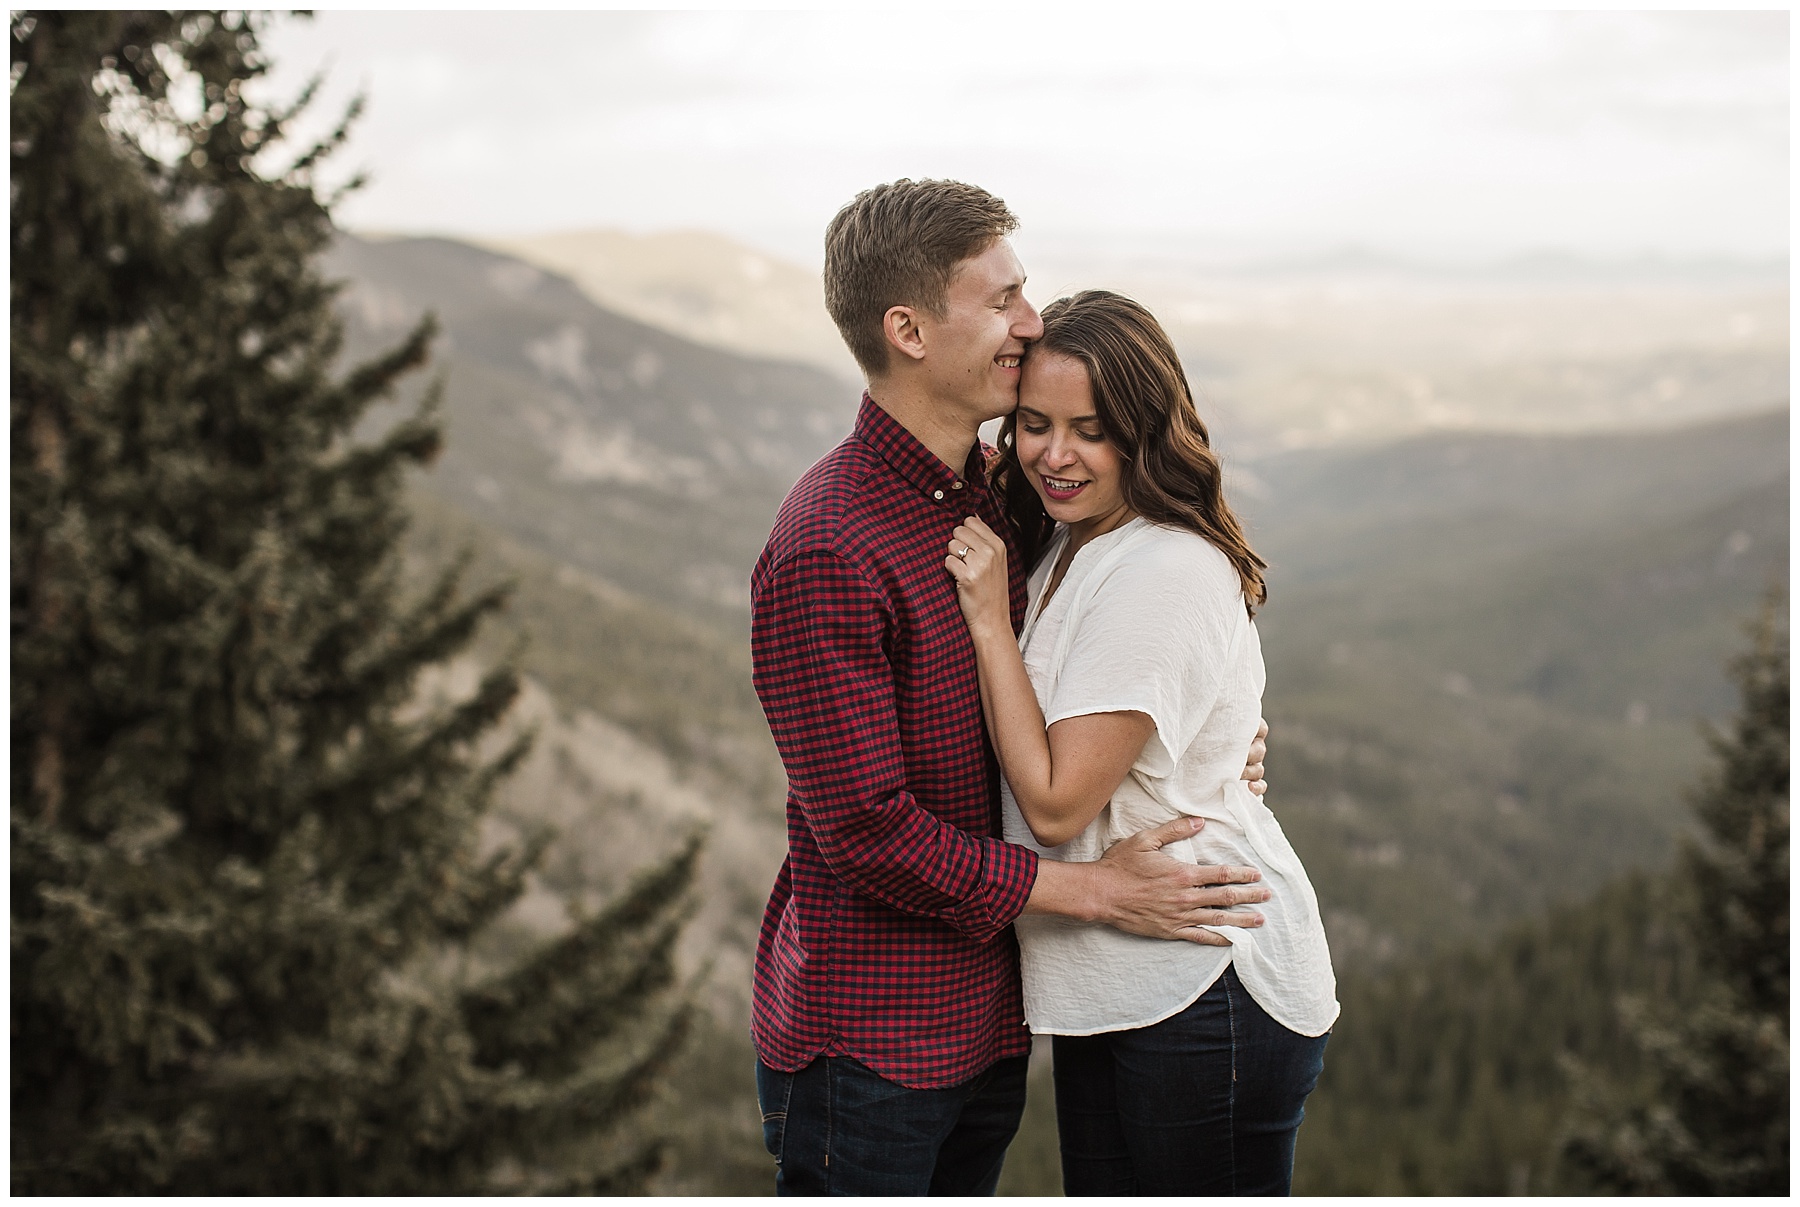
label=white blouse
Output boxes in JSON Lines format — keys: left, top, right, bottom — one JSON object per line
{"left": 1003, "top": 518, "right": 1339, "bottom": 1037}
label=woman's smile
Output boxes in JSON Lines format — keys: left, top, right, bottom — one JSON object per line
{"left": 1038, "top": 473, "right": 1090, "bottom": 502}
{"left": 1017, "top": 350, "right": 1132, "bottom": 542}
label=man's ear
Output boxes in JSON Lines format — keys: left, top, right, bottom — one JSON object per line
{"left": 882, "top": 304, "right": 928, "bottom": 364}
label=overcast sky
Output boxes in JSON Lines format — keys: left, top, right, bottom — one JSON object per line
{"left": 257, "top": 10, "right": 1789, "bottom": 267}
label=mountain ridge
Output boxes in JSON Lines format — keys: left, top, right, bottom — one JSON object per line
{"left": 326, "top": 232, "right": 861, "bottom": 630}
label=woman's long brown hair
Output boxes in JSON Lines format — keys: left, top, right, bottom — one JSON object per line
{"left": 991, "top": 289, "right": 1268, "bottom": 612}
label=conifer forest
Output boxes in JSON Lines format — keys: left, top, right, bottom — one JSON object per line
{"left": 11, "top": 11, "right": 1788, "bottom": 1195}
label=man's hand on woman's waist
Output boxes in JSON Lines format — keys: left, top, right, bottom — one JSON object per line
{"left": 1023, "top": 815, "right": 1269, "bottom": 946}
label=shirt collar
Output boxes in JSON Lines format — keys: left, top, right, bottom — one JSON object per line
{"left": 854, "top": 393, "right": 987, "bottom": 507}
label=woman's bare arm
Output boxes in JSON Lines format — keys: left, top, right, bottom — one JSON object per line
{"left": 946, "top": 515, "right": 1155, "bottom": 846}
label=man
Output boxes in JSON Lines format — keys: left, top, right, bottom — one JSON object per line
{"left": 749, "top": 179, "right": 1270, "bottom": 1196}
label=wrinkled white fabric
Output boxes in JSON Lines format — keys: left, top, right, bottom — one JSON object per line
{"left": 1003, "top": 519, "right": 1339, "bottom": 1037}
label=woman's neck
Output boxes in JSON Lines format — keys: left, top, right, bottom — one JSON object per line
{"left": 1042, "top": 506, "right": 1139, "bottom": 608}
{"left": 1065, "top": 504, "right": 1137, "bottom": 556}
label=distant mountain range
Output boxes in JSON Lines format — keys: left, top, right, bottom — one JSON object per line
{"left": 1023, "top": 237, "right": 1790, "bottom": 289}
{"left": 373, "top": 225, "right": 1788, "bottom": 452}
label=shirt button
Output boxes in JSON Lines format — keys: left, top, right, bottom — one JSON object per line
{"left": 932, "top": 490, "right": 944, "bottom": 500}
{"left": 952, "top": 481, "right": 964, "bottom": 490}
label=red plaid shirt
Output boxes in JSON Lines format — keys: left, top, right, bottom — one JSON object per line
{"left": 749, "top": 394, "right": 1038, "bottom": 1089}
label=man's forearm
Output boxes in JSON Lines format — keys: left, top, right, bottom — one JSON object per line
{"left": 796, "top": 792, "right": 1039, "bottom": 941}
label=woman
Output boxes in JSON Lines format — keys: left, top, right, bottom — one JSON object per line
{"left": 943, "top": 290, "right": 1338, "bottom": 1196}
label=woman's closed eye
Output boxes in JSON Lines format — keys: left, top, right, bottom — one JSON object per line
{"left": 1019, "top": 423, "right": 1106, "bottom": 443}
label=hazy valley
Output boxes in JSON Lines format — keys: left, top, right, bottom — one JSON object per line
{"left": 457, "top": 227, "right": 1787, "bottom": 452}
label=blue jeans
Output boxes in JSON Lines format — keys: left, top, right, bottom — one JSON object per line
{"left": 756, "top": 1053, "right": 1029, "bottom": 1195}
{"left": 1052, "top": 965, "right": 1328, "bottom": 1196}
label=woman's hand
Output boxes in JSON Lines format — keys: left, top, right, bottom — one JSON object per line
{"left": 944, "top": 515, "right": 1010, "bottom": 641}
{"left": 947, "top": 515, "right": 1139, "bottom": 841}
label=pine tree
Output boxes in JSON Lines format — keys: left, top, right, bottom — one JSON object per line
{"left": 11, "top": 11, "right": 694, "bottom": 1193}
{"left": 1560, "top": 593, "right": 1789, "bottom": 1194}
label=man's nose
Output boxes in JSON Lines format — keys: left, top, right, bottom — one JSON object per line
{"left": 1014, "top": 295, "right": 1045, "bottom": 342}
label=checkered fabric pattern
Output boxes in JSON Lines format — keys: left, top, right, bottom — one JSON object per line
{"left": 749, "top": 394, "right": 1038, "bottom": 1090}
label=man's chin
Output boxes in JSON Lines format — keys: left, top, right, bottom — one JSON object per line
{"left": 980, "top": 392, "right": 1020, "bottom": 423}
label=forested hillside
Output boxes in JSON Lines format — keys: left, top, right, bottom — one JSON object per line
{"left": 1292, "top": 597, "right": 1786, "bottom": 1195}
{"left": 1249, "top": 410, "right": 1788, "bottom": 957}
{"left": 1294, "top": 873, "right": 1702, "bottom": 1194}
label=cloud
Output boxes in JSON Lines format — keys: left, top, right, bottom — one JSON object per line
{"left": 256, "top": 11, "right": 1788, "bottom": 261}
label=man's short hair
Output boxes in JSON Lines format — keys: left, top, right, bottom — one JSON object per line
{"left": 823, "top": 179, "right": 1019, "bottom": 377}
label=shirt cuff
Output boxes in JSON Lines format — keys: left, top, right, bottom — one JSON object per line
{"left": 949, "top": 840, "right": 1040, "bottom": 943}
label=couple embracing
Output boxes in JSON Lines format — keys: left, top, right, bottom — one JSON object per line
{"left": 748, "top": 179, "right": 1338, "bottom": 1196}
